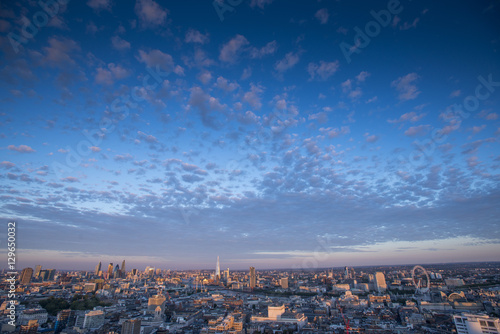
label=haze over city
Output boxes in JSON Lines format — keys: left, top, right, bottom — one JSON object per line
{"left": 0, "top": 0, "right": 499, "bottom": 271}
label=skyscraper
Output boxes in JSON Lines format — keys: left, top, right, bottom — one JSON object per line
{"left": 20, "top": 268, "right": 33, "bottom": 285}
{"left": 215, "top": 256, "right": 221, "bottom": 282}
{"left": 107, "top": 263, "right": 113, "bottom": 277}
{"left": 122, "top": 319, "right": 141, "bottom": 334}
{"left": 374, "top": 272, "right": 387, "bottom": 292}
{"left": 280, "top": 277, "right": 289, "bottom": 289}
{"left": 344, "top": 266, "right": 351, "bottom": 279}
{"left": 46, "top": 269, "right": 56, "bottom": 281}
{"left": 34, "top": 265, "right": 42, "bottom": 279}
{"left": 95, "top": 262, "right": 101, "bottom": 276}
{"left": 249, "top": 267, "right": 256, "bottom": 289}
{"left": 121, "top": 260, "right": 126, "bottom": 276}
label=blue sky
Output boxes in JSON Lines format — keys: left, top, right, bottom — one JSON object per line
{"left": 0, "top": 0, "right": 499, "bottom": 271}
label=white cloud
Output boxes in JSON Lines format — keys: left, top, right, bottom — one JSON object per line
{"left": 219, "top": 35, "right": 249, "bottom": 63}
{"left": 111, "top": 36, "right": 131, "bottom": 50}
{"left": 137, "top": 49, "right": 174, "bottom": 71}
{"left": 391, "top": 72, "right": 420, "bottom": 101}
{"left": 388, "top": 111, "right": 425, "bottom": 124}
{"left": 198, "top": 71, "right": 213, "bottom": 85}
{"left": 365, "top": 133, "right": 379, "bottom": 143}
{"left": 315, "top": 8, "right": 329, "bottom": 24}
{"left": 307, "top": 61, "right": 339, "bottom": 80}
{"left": 87, "top": 0, "right": 112, "bottom": 11}
{"left": 356, "top": 71, "right": 370, "bottom": 82}
{"left": 404, "top": 125, "right": 430, "bottom": 137}
{"left": 341, "top": 79, "right": 352, "bottom": 93}
{"left": 243, "top": 84, "right": 264, "bottom": 110}
{"left": 8, "top": 145, "right": 35, "bottom": 153}
{"left": 185, "top": 29, "right": 209, "bottom": 44}
{"left": 135, "top": 0, "right": 168, "bottom": 28}
{"left": 250, "top": 40, "right": 277, "bottom": 58}
{"left": 275, "top": 52, "right": 300, "bottom": 73}
{"left": 40, "top": 37, "right": 80, "bottom": 68}
{"left": 250, "top": 0, "right": 274, "bottom": 9}
{"left": 215, "top": 76, "right": 239, "bottom": 92}
{"left": 173, "top": 65, "right": 185, "bottom": 76}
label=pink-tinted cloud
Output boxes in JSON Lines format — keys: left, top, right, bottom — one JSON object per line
{"left": 8, "top": 145, "right": 35, "bottom": 153}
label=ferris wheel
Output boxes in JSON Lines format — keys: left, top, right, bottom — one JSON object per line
{"left": 411, "top": 265, "right": 430, "bottom": 293}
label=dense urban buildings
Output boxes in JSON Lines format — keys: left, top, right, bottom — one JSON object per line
{"left": 1, "top": 260, "right": 499, "bottom": 333}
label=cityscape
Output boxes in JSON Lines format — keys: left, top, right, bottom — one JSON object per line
{"left": 0, "top": 259, "right": 500, "bottom": 333}
{"left": 1, "top": 0, "right": 500, "bottom": 333}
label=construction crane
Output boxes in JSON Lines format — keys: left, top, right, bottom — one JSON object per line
{"left": 166, "top": 290, "right": 171, "bottom": 303}
{"left": 338, "top": 306, "right": 350, "bottom": 334}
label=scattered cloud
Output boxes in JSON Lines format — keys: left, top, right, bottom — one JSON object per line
{"left": 137, "top": 49, "right": 174, "bottom": 71}
{"left": 365, "top": 133, "right": 379, "bottom": 143}
{"left": 111, "top": 36, "right": 131, "bottom": 50}
{"left": 219, "top": 35, "right": 249, "bottom": 63}
{"left": 8, "top": 145, "right": 35, "bottom": 153}
{"left": 87, "top": 0, "right": 112, "bottom": 11}
{"left": 307, "top": 61, "right": 339, "bottom": 81}
{"left": 135, "top": 0, "right": 168, "bottom": 28}
{"left": 185, "top": 29, "right": 209, "bottom": 44}
{"left": 275, "top": 52, "right": 300, "bottom": 73}
{"left": 391, "top": 72, "right": 420, "bottom": 101}
{"left": 315, "top": 8, "right": 329, "bottom": 24}
{"left": 404, "top": 124, "right": 430, "bottom": 136}
{"left": 250, "top": 0, "right": 274, "bottom": 9}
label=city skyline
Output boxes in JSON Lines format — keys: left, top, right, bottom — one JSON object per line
{"left": 0, "top": 1, "right": 499, "bottom": 270}
{"left": 5, "top": 256, "right": 500, "bottom": 273}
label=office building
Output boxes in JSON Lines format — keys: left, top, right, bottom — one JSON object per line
{"left": 249, "top": 267, "right": 256, "bottom": 289}
{"left": 19, "top": 320, "right": 38, "bottom": 334}
{"left": 453, "top": 314, "right": 500, "bottom": 334}
{"left": 374, "top": 272, "right": 387, "bottom": 292}
{"left": 34, "top": 265, "right": 42, "bottom": 279}
{"left": 39, "top": 269, "right": 56, "bottom": 281}
{"left": 251, "top": 305, "right": 307, "bottom": 329}
{"left": 95, "top": 262, "right": 101, "bottom": 276}
{"left": 20, "top": 267, "right": 33, "bottom": 285}
{"left": 122, "top": 319, "right": 141, "bottom": 334}
{"left": 54, "top": 309, "right": 72, "bottom": 333}
{"left": 148, "top": 294, "right": 166, "bottom": 315}
{"left": 215, "top": 256, "right": 221, "bottom": 282}
{"left": 19, "top": 309, "right": 48, "bottom": 325}
{"left": 83, "top": 310, "right": 105, "bottom": 329}
{"left": 280, "top": 277, "right": 289, "bottom": 289}
{"left": 344, "top": 266, "right": 351, "bottom": 279}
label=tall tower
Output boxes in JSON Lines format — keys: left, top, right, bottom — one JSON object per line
{"left": 107, "top": 263, "right": 113, "bottom": 277}
{"left": 121, "top": 260, "right": 126, "bottom": 275}
{"left": 34, "top": 265, "right": 42, "bottom": 279}
{"left": 215, "top": 256, "right": 221, "bottom": 282}
{"left": 344, "top": 266, "right": 350, "bottom": 279}
{"left": 20, "top": 268, "right": 34, "bottom": 284}
{"left": 95, "top": 262, "right": 101, "bottom": 276}
{"left": 374, "top": 272, "right": 387, "bottom": 292}
{"left": 249, "top": 266, "right": 256, "bottom": 290}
